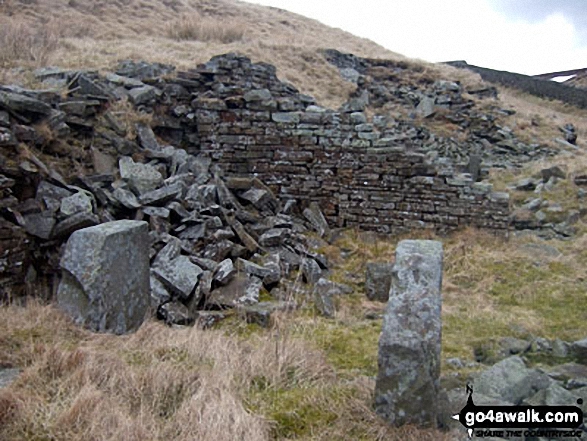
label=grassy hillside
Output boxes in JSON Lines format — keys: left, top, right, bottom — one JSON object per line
{"left": 2, "top": 1, "right": 587, "bottom": 440}
{"left": 0, "top": 0, "right": 404, "bottom": 108}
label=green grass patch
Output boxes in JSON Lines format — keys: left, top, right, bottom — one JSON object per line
{"left": 246, "top": 383, "right": 355, "bottom": 439}
{"left": 309, "top": 318, "right": 380, "bottom": 377}
{"left": 443, "top": 243, "right": 587, "bottom": 365}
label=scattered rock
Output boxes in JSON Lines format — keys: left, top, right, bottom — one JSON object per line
{"left": 128, "top": 85, "right": 157, "bottom": 105}
{"left": 119, "top": 157, "right": 163, "bottom": 195}
{"left": 258, "top": 228, "right": 287, "bottom": 247}
{"left": 52, "top": 212, "right": 100, "bottom": 239}
{"left": 194, "top": 311, "right": 226, "bottom": 329}
{"left": 574, "top": 175, "right": 587, "bottom": 186}
{"left": 0, "top": 90, "right": 52, "bottom": 115}
{"left": 152, "top": 252, "right": 202, "bottom": 301}
{"left": 313, "top": 277, "right": 339, "bottom": 317}
{"left": 514, "top": 177, "right": 540, "bottom": 191}
{"left": 560, "top": 123, "right": 577, "bottom": 145}
{"left": 540, "top": 165, "right": 566, "bottom": 182}
{"left": 524, "top": 382, "right": 576, "bottom": 408}
{"left": 546, "top": 363, "right": 587, "bottom": 389}
{"left": 303, "top": 202, "right": 330, "bottom": 239}
{"left": 571, "top": 338, "right": 587, "bottom": 364}
{"left": 135, "top": 123, "right": 160, "bottom": 151}
{"left": 60, "top": 191, "right": 93, "bottom": 216}
{"left": 239, "top": 301, "right": 294, "bottom": 328}
{"left": 213, "top": 258, "right": 236, "bottom": 285}
{"left": 238, "top": 276, "right": 263, "bottom": 305}
{"left": 473, "top": 356, "right": 550, "bottom": 405}
{"left": 416, "top": 96, "right": 435, "bottom": 118}
{"left": 498, "top": 337, "right": 531, "bottom": 357}
{"left": 157, "top": 301, "right": 194, "bottom": 326}
{"left": 301, "top": 257, "right": 322, "bottom": 284}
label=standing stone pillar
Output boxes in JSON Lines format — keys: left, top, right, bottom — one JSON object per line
{"left": 57, "top": 220, "right": 150, "bottom": 335}
{"left": 374, "top": 240, "right": 443, "bottom": 427}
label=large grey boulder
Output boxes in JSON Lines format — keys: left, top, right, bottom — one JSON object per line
{"left": 473, "top": 356, "right": 551, "bottom": 404}
{"left": 365, "top": 262, "right": 393, "bottom": 302}
{"left": 374, "top": 240, "right": 443, "bottom": 427}
{"left": 57, "top": 220, "right": 150, "bottom": 334}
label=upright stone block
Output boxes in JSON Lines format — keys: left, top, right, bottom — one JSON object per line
{"left": 57, "top": 220, "right": 150, "bottom": 334}
{"left": 374, "top": 240, "right": 443, "bottom": 427}
{"left": 365, "top": 262, "right": 394, "bottom": 302}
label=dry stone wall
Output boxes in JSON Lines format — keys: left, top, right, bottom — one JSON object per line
{"left": 152, "top": 54, "right": 510, "bottom": 234}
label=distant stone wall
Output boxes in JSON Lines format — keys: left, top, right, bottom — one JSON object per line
{"left": 152, "top": 54, "right": 510, "bottom": 234}
{"left": 446, "top": 61, "right": 587, "bottom": 109}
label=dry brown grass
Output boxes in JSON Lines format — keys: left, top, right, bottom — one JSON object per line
{"left": 482, "top": 87, "right": 587, "bottom": 150}
{"left": 325, "top": 225, "right": 587, "bottom": 371}
{"left": 8, "top": 226, "right": 583, "bottom": 438}
{"left": 0, "top": 17, "right": 60, "bottom": 66}
{"left": 0, "top": 0, "right": 401, "bottom": 107}
{"left": 0, "top": 300, "right": 459, "bottom": 440}
{"left": 0, "top": 301, "right": 312, "bottom": 440}
{"left": 167, "top": 13, "right": 245, "bottom": 43}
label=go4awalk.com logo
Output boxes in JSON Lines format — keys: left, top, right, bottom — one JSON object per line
{"left": 452, "top": 385, "right": 585, "bottom": 439}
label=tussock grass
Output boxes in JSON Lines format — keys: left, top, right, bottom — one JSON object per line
{"left": 5, "top": 227, "right": 585, "bottom": 439}
{"left": 321, "top": 227, "right": 587, "bottom": 373}
{"left": 0, "top": 18, "right": 60, "bottom": 66}
{"left": 0, "top": 300, "right": 459, "bottom": 440}
{"left": 442, "top": 228, "right": 587, "bottom": 365}
{"left": 167, "top": 14, "right": 245, "bottom": 43}
{"left": 0, "top": 301, "right": 321, "bottom": 440}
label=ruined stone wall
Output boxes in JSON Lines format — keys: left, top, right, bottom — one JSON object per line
{"left": 152, "top": 55, "right": 510, "bottom": 234}
{"left": 192, "top": 107, "right": 509, "bottom": 233}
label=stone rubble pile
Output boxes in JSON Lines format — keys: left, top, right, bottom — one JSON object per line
{"left": 4, "top": 53, "right": 512, "bottom": 238}
{"left": 8, "top": 142, "right": 341, "bottom": 326}
{"left": 509, "top": 165, "right": 586, "bottom": 239}
{"left": 0, "top": 69, "right": 348, "bottom": 322}
{"left": 324, "top": 49, "right": 560, "bottom": 171}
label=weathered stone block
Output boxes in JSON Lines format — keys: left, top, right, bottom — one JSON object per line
{"left": 374, "top": 240, "right": 443, "bottom": 427}
{"left": 57, "top": 220, "right": 150, "bottom": 334}
{"left": 365, "top": 262, "right": 393, "bottom": 302}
